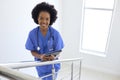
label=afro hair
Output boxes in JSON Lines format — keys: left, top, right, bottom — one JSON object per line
{"left": 31, "top": 2, "right": 57, "bottom": 25}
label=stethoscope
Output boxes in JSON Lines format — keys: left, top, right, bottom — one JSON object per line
{"left": 37, "top": 27, "right": 54, "bottom": 52}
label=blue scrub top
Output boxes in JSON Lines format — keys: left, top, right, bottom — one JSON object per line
{"left": 25, "top": 26, "right": 64, "bottom": 76}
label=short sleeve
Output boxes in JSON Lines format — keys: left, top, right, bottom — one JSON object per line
{"left": 25, "top": 32, "right": 35, "bottom": 51}
{"left": 54, "top": 32, "right": 64, "bottom": 51}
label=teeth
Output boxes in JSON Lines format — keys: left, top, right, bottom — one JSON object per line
{"left": 41, "top": 24, "right": 46, "bottom": 26}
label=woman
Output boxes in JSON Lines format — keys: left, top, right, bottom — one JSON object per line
{"left": 25, "top": 2, "right": 64, "bottom": 80}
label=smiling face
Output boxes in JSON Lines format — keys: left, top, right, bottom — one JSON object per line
{"left": 38, "top": 11, "right": 50, "bottom": 30}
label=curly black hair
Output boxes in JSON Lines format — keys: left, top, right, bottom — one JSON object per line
{"left": 32, "top": 2, "right": 57, "bottom": 25}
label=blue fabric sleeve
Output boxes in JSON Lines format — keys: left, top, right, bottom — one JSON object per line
{"left": 54, "top": 32, "right": 64, "bottom": 51}
{"left": 25, "top": 32, "right": 35, "bottom": 51}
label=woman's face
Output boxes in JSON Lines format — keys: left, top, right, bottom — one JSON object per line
{"left": 38, "top": 11, "right": 50, "bottom": 30}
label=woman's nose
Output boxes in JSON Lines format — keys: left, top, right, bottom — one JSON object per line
{"left": 42, "top": 19, "right": 47, "bottom": 23}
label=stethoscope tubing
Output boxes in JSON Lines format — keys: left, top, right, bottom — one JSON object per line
{"left": 37, "top": 27, "right": 54, "bottom": 51}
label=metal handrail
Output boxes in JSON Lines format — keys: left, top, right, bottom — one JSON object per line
{"left": 0, "top": 58, "right": 82, "bottom": 69}
{"left": 0, "top": 58, "right": 82, "bottom": 80}
{"left": 0, "top": 66, "right": 40, "bottom": 80}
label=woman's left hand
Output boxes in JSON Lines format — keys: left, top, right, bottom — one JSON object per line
{"left": 47, "top": 54, "right": 55, "bottom": 61}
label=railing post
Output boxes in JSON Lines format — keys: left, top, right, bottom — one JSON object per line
{"left": 52, "top": 64, "right": 55, "bottom": 80}
{"left": 71, "top": 62, "right": 74, "bottom": 80}
{"left": 79, "top": 60, "right": 82, "bottom": 80}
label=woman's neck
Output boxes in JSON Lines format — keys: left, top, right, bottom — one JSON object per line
{"left": 40, "top": 28, "right": 48, "bottom": 36}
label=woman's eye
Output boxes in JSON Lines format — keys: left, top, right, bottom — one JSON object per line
{"left": 46, "top": 18, "right": 48, "bottom": 20}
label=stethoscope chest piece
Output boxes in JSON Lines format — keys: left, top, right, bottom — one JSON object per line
{"left": 37, "top": 46, "right": 40, "bottom": 51}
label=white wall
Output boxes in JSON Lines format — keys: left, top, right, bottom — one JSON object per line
{"left": 61, "top": 0, "right": 83, "bottom": 59}
{"left": 61, "top": 0, "right": 120, "bottom": 76}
